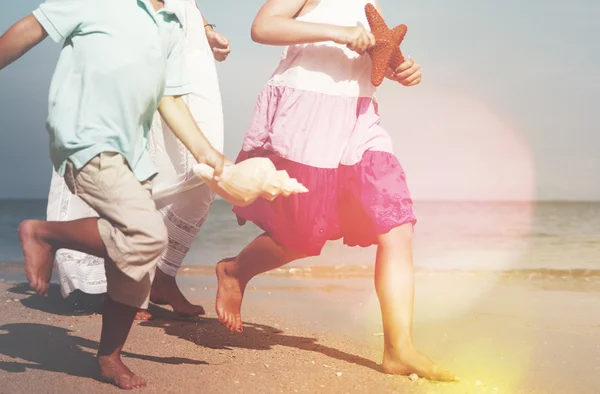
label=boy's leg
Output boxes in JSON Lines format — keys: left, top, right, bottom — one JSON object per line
{"left": 19, "top": 153, "right": 168, "bottom": 389}
{"left": 19, "top": 218, "right": 150, "bottom": 389}
{"left": 19, "top": 218, "right": 106, "bottom": 295}
{"left": 215, "top": 233, "right": 306, "bottom": 332}
{"left": 376, "top": 223, "right": 458, "bottom": 381}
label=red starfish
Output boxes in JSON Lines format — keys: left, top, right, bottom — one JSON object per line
{"left": 365, "top": 3, "right": 408, "bottom": 87}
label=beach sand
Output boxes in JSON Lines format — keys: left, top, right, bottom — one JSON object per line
{"left": 0, "top": 267, "right": 599, "bottom": 393}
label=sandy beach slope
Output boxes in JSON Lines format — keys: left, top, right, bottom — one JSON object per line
{"left": 0, "top": 269, "right": 599, "bottom": 393}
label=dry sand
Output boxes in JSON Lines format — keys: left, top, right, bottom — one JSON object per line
{"left": 0, "top": 269, "right": 599, "bottom": 394}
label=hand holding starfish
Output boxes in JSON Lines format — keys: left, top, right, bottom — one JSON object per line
{"left": 333, "top": 25, "right": 375, "bottom": 55}
{"left": 387, "top": 57, "right": 422, "bottom": 87}
{"left": 365, "top": 3, "right": 421, "bottom": 87}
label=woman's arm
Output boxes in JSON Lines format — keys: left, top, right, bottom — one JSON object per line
{"left": 158, "top": 96, "right": 230, "bottom": 179}
{"left": 0, "top": 15, "right": 48, "bottom": 71}
{"left": 251, "top": 0, "right": 374, "bottom": 53}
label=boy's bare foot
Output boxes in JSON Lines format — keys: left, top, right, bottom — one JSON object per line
{"left": 382, "top": 346, "right": 459, "bottom": 382}
{"left": 18, "top": 220, "right": 55, "bottom": 296}
{"left": 149, "top": 268, "right": 205, "bottom": 317}
{"left": 134, "top": 310, "right": 153, "bottom": 321}
{"left": 98, "top": 353, "right": 146, "bottom": 390}
{"left": 215, "top": 258, "right": 246, "bottom": 333}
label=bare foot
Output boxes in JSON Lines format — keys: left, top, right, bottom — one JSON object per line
{"left": 134, "top": 309, "right": 153, "bottom": 321}
{"left": 215, "top": 259, "right": 247, "bottom": 333}
{"left": 97, "top": 353, "right": 146, "bottom": 390}
{"left": 382, "top": 346, "right": 459, "bottom": 382}
{"left": 150, "top": 268, "right": 205, "bottom": 317}
{"left": 18, "top": 220, "right": 55, "bottom": 296}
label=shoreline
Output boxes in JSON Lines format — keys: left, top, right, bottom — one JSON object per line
{"left": 1, "top": 271, "right": 600, "bottom": 393}
{"left": 2, "top": 261, "right": 600, "bottom": 280}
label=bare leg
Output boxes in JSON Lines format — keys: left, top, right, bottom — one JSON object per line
{"left": 102, "top": 294, "right": 151, "bottom": 322}
{"left": 215, "top": 233, "right": 305, "bottom": 332}
{"left": 376, "top": 224, "right": 458, "bottom": 382}
{"left": 18, "top": 219, "right": 147, "bottom": 389}
{"left": 148, "top": 267, "right": 205, "bottom": 317}
{"left": 98, "top": 296, "right": 147, "bottom": 389}
{"left": 19, "top": 219, "right": 106, "bottom": 296}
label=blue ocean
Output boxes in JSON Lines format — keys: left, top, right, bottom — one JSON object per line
{"left": 1, "top": 199, "right": 598, "bottom": 276}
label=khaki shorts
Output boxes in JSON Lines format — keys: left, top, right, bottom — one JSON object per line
{"left": 64, "top": 152, "right": 168, "bottom": 308}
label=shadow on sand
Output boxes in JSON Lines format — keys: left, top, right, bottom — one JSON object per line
{"left": 0, "top": 283, "right": 205, "bottom": 382}
{"left": 140, "top": 309, "right": 381, "bottom": 373}
{"left": 2, "top": 282, "right": 381, "bottom": 382}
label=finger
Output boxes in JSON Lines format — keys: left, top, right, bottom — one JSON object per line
{"left": 360, "top": 33, "right": 370, "bottom": 53}
{"left": 406, "top": 76, "right": 422, "bottom": 86}
{"left": 213, "top": 47, "right": 230, "bottom": 56}
{"left": 212, "top": 154, "right": 225, "bottom": 181}
{"left": 357, "top": 34, "right": 369, "bottom": 54}
{"left": 394, "top": 62, "right": 420, "bottom": 81}
{"left": 404, "top": 73, "right": 422, "bottom": 86}
{"left": 367, "top": 32, "right": 376, "bottom": 49}
{"left": 347, "top": 40, "right": 359, "bottom": 53}
{"left": 214, "top": 34, "right": 229, "bottom": 48}
{"left": 394, "top": 58, "right": 415, "bottom": 74}
{"left": 354, "top": 40, "right": 364, "bottom": 55}
{"left": 399, "top": 70, "right": 421, "bottom": 86}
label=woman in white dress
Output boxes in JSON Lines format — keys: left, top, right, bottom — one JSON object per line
{"left": 46, "top": 0, "right": 230, "bottom": 319}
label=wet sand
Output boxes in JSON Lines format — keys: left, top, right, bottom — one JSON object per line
{"left": 0, "top": 268, "right": 599, "bottom": 394}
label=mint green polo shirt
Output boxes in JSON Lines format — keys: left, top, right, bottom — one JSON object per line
{"left": 32, "top": 0, "right": 191, "bottom": 181}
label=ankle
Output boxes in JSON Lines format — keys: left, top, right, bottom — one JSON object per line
{"left": 97, "top": 350, "right": 120, "bottom": 360}
{"left": 154, "top": 267, "right": 175, "bottom": 283}
{"left": 219, "top": 258, "right": 238, "bottom": 276}
{"left": 27, "top": 220, "right": 52, "bottom": 244}
{"left": 384, "top": 338, "right": 415, "bottom": 353}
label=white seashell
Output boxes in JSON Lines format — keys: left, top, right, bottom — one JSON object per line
{"left": 193, "top": 157, "right": 309, "bottom": 207}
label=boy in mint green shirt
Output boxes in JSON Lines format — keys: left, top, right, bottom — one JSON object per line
{"left": 0, "top": 0, "right": 229, "bottom": 389}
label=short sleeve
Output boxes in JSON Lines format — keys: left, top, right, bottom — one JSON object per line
{"left": 164, "top": 24, "right": 192, "bottom": 97}
{"left": 32, "top": 0, "right": 86, "bottom": 43}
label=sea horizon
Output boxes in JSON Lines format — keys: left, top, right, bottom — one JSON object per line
{"left": 1, "top": 197, "right": 600, "bottom": 203}
{"left": 1, "top": 199, "right": 599, "bottom": 278}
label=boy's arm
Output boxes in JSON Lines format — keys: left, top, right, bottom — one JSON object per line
{"left": 0, "top": 15, "right": 48, "bottom": 71}
{"left": 158, "top": 96, "right": 230, "bottom": 180}
{"left": 159, "top": 14, "right": 230, "bottom": 179}
{"left": 2, "top": 0, "right": 86, "bottom": 71}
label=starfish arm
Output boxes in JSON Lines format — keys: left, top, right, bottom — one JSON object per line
{"left": 389, "top": 49, "right": 405, "bottom": 70}
{"left": 364, "top": 5, "right": 409, "bottom": 87}
{"left": 365, "top": 3, "right": 390, "bottom": 34}
{"left": 389, "top": 25, "right": 408, "bottom": 69}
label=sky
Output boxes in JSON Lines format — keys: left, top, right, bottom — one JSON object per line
{"left": 0, "top": 0, "right": 598, "bottom": 201}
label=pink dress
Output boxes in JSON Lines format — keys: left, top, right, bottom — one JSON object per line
{"left": 234, "top": 0, "right": 416, "bottom": 256}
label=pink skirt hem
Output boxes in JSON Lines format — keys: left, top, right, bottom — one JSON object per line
{"left": 233, "top": 149, "right": 416, "bottom": 256}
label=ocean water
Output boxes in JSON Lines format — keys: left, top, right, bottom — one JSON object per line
{"left": 0, "top": 199, "right": 599, "bottom": 273}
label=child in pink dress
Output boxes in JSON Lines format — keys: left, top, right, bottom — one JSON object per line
{"left": 216, "top": 0, "right": 457, "bottom": 381}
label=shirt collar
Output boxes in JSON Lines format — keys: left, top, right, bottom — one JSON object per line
{"left": 138, "top": 0, "right": 183, "bottom": 26}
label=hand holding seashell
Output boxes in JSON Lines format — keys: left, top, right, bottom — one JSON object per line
{"left": 193, "top": 157, "right": 309, "bottom": 207}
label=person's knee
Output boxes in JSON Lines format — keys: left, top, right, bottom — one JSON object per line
{"left": 129, "top": 212, "right": 169, "bottom": 263}
{"left": 379, "top": 222, "right": 414, "bottom": 249}
{"left": 144, "top": 215, "right": 169, "bottom": 260}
